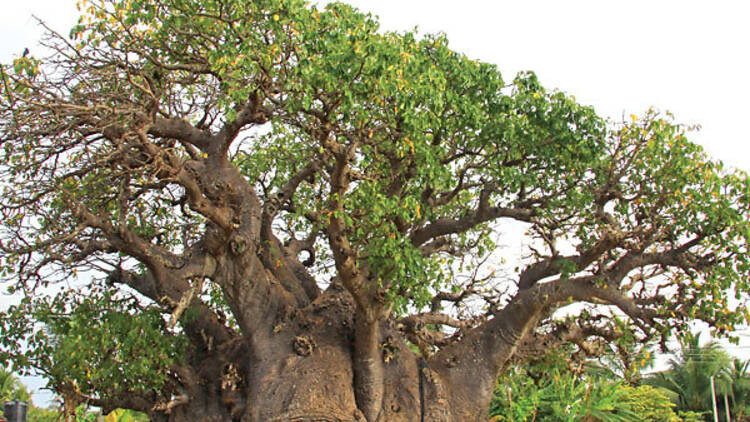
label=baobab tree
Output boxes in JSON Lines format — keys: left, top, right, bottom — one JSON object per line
{"left": 1, "top": 1, "right": 749, "bottom": 421}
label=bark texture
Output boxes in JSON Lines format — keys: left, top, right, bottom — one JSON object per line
{"left": 142, "top": 285, "right": 533, "bottom": 422}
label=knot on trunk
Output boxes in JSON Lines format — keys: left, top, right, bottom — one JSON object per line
{"left": 221, "top": 363, "right": 245, "bottom": 418}
{"left": 229, "top": 235, "right": 248, "bottom": 255}
{"left": 293, "top": 335, "right": 316, "bottom": 356}
{"left": 380, "top": 336, "right": 398, "bottom": 363}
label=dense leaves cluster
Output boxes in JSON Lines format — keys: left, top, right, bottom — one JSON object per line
{"left": 0, "top": 287, "right": 183, "bottom": 404}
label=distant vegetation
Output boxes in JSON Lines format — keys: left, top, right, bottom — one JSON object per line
{"left": 0, "top": 368, "right": 147, "bottom": 422}
{"left": 490, "top": 333, "right": 750, "bottom": 421}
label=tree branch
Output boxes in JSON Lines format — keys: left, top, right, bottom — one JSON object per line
{"left": 410, "top": 206, "right": 535, "bottom": 248}
{"left": 149, "top": 116, "right": 213, "bottom": 150}
{"left": 215, "top": 90, "right": 271, "bottom": 154}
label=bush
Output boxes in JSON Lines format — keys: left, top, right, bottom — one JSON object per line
{"left": 620, "top": 385, "right": 681, "bottom": 422}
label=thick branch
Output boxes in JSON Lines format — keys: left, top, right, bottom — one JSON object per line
{"left": 149, "top": 116, "right": 213, "bottom": 150}
{"left": 215, "top": 91, "right": 270, "bottom": 154}
{"left": 73, "top": 206, "right": 179, "bottom": 271}
{"left": 518, "top": 227, "right": 625, "bottom": 290}
{"left": 410, "top": 205, "right": 535, "bottom": 247}
{"left": 514, "top": 320, "right": 619, "bottom": 361}
{"left": 57, "top": 384, "right": 154, "bottom": 415}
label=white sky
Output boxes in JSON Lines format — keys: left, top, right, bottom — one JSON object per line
{"left": 2, "top": 0, "right": 750, "bottom": 406}
{"left": 339, "top": 0, "right": 750, "bottom": 172}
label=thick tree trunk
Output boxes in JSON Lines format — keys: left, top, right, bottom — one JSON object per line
{"left": 149, "top": 286, "right": 505, "bottom": 422}
{"left": 100, "top": 146, "right": 551, "bottom": 422}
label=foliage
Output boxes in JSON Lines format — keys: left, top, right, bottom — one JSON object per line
{"left": 27, "top": 406, "right": 62, "bottom": 422}
{"left": 542, "top": 373, "right": 637, "bottom": 422}
{"left": 72, "top": 405, "right": 97, "bottom": 422}
{"left": 38, "top": 404, "right": 143, "bottom": 422}
{"left": 490, "top": 363, "right": 541, "bottom": 421}
{"left": 729, "top": 358, "right": 750, "bottom": 422}
{"left": 618, "top": 385, "right": 681, "bottom": 422}
{"left": 0, "top": 370, "right": 61, "bottom": 422}
{"left": 0, "top": 287, "right": 185, "bottom": 406}
{"left": 585, "top": 318, "right": 657, "bottom": 385}
{"left": 676, "top": 411, "right": 706, "bottom": 422}
{"left": 497, "top": 339, "right": 750, "bottom": 422}
{"left": 102, "top": 408, "right": 149, "bottom": 422}
{"left": 0, "top": 368, "right": 31, "bottom": 403}
{"left": 489, "top": 352, "right": 682, "bottom": 422}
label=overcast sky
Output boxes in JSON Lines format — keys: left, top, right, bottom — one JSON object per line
{"left": 2, "top": 0, "right": 750, "bottom": 406}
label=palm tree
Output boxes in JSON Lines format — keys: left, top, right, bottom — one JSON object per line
{"left": 0, "top": 368, "right": 31, "bottom": 403}
{"left": 646, "top": 333, "right": 732, "bottom": 419}
{"left": 0, "top": 369, "right": 17, "bottom": 401}
{"left": 729, "top": 358, "right": 750, "bottom": 422}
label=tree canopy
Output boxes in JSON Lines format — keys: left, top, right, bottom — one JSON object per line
{"left": 1, "top": 0, "right": 749, "bottom": 421}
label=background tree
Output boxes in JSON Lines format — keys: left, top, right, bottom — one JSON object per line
{"left": 0, "top": 368, "right": 31, "bottom": 403}
{"left": 729, "top": 358, "right": 750, "bottom": 421}
{"left": 646, "top": 333, "right": 732, "bottom": 421}
{"left": 1, "top": 0, "right": 750, "bottom": 421}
